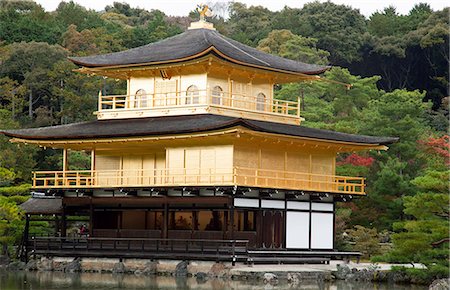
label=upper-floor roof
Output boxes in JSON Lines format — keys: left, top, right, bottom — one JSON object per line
{"left": 69, "top": 26, "right": 329, "bottom": 75}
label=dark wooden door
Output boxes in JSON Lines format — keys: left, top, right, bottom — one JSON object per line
{"left": 261, "top": 210, "right": 284, "bottom": 248}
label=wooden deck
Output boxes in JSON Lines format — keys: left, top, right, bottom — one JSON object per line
{"left": 28, "top": 237, "right": 249, "bottom": 264}
{"left": 32, "top": 167, "right": 365, "bottom": 195}
{"left": 26, "top": 236, "right": 362, "bottom": 265}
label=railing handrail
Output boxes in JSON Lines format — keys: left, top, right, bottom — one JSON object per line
{"left": 31, "top": 236, "right": 249, "bottom": 244}
{"left": 32, "top": 167, "right": 363, "bottom": 183}
{"left": 234, "top": 166, "right": 365, "bottom": 181}
{"left": 97, "top": 89, "right": 301, "bottom": 118}
{"left": 100, "top": 90, "right": 299, "bottom": 105}
{"left": 31, "top": 166, "right": 365, "bottom": 194}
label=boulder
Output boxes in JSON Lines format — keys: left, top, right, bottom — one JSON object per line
{"left": 263, "top": 273, "right": 278, "bottom": 285}
{"left": 64, "top": 258, "right": 81, "bottom": 273}
{"left": 0, "top": 255, "right": 10, "bottom": 265}
{"left": 429, "top": 278, "right": 450, "bottom": 290}
{"left": 7, "top": 261, "right": 25, "bottom": 271}
{"left": 208, "top": 262, "right": 229, "bottom": 278}
{"left": 142, "top": 261, "right": 158, "bottom": 275}
{"left": 174, "top": 261, "right": 189, "bottom": 277}
{"left": 112, "top": 262, "right": 126, "bottom": 274}
{"left": 37, "top": 257, "right": 53, "bottom": 271}
{"left": 287, "top": 272, "right": 301, "bottom": 286}
{"left": 334, "top": 264, "right": 351, "bottom": 280}
{"left": 196, "top": 272, "right": 208, "bottom": 284}
{"left": 25, "top": 259, "right": 38, "bottom": 271}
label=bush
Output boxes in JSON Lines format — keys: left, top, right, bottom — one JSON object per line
{"left": 391, "top": 265, "right": 449, "bottom": 285}
{"left": 0, "top": 184, "right": 31, "bottom": 196}
{"left": 348, "top": 225, "right": 381, "bottom": 258}
{"left": 7, "top": 195, "right": 30, "bottom": 205}
{"left": 0, "top": 167, "right": 16, "bottom": 186}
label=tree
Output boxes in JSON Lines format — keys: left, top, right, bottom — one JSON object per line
{"left": 0, "top": 42, "right": 68, "bottom": 120}
{"left": 0, "top": 1, "right": 62, "bottom": 44}
{"left": 348, "top": 225, "right": 381, "bottom": 258}
{"left": 257, "top": 29, "right": 329, "bottom": 65}
{"left": 274, "top": 2, "right": 367, "bottom": 64}
{"left": 359, "top": 89, "right": 432, "bottom": 163}
{"left": 0, "top": 110, "right": 36, "bottom": 181}
{"left": 0, "top": 196, "right": 24, "bottom": 256}
{"left": 61, "top": 24, "right": 99, "bottom": 55}
{"left": 55, "top": 1, "right": 105, "bottom": 31}
{"left": 227, "top": 3, "right": 274, "bottom": 47}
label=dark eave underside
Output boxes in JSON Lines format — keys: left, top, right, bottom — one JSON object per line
{"left": 1, "top": 114, "right": 398, "bottom": 146}
{"left": 69, "top": 28, "right": 329, "bottom": 75}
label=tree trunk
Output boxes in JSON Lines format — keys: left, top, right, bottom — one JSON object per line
{"left": 28, "top": 89, "right": 33, "bottom": 118}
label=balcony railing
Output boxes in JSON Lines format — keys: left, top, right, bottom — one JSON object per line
{"left": 32, "top": 167, "right": 365, "bottom": 195}
{"left": 97, "top": 89, "right": 301, "bottom": 122}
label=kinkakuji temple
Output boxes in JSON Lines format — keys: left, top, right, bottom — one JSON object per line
{"left": 1, "top": 12, "right": 397, "bottom": 264}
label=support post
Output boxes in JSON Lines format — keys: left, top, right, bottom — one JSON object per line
{"left": 61, "top": 205, "right": 67, "bottom": 238}
{"left": 230, "top": 201, "right": 235, "bottom": 241}
{"left": 62, "top": 148, "right": 68, "bottom": 186}
{"left": 90, "top": 149, "right": 95, "bottom": 186}
{"left": 22, "top": 214, "right": 30, "bottom": 262}
{"left": 89, "top": 198, "right": 93, "bottom": 237}
{"left": 163, "top": 202, "right": 169, "bottom": 239}
{"left": 98, "top": 90, "right": 102, "bottom": 112}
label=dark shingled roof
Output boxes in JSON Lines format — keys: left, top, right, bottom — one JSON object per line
{"left": 20, "top": 197, "right": 62, "bottom": 214}
{"left": 69, "top": 28, "right": 329, "bottom": 75}
{"left": 1, "top": 114, "right": 398, "bottom": 145}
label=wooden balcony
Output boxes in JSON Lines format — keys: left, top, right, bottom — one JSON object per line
{"left": 32, "top": 167, "right": 365, "bottom": 195}
{"left": 96, "top": 90, "right": 302, "bottom": 125}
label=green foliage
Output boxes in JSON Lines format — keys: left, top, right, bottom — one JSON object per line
{"left": 0, "top": 167, "right": 15, "bottom": 186}
{"left": 274, "top": 2, "right": 367, "bottom": 63}
{"left": 227, "top": 3, "right": 274, "bottom": 46}
{"left": 257, "top": 29, "right": 329, "bottom": 65}
{"left": 0, "top": 196, "right": 24, "bottom": 253}
{"left": 389, "top": 265, "right": 449, "bottom": 285}
{"left": 348, "top": 225, "right": 381, "bottom": 258}
{"left": 360, "top": 89, "right": 432, "bottom": 162}
{"left": 0, "top": 184, "right": 32, "bottom": 197}
{"left": 0, "top": 1, "right": 63, "bottom": 44}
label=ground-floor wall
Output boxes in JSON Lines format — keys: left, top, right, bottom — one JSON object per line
{"left": 59, "top": 194, "right": 335, "bottom": 250}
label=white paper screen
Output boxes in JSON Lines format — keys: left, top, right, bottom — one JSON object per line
{"left": 286, "top": 211, "right": 309, "bottom": 249}
{"left": 311, "top": 212, "right": 333, "bottom": 249}
{"left": 234, "top": 198, "right": 259, "bottom": 208}
{"left": 311, "top": 202, "right": 333, "bottom": 211}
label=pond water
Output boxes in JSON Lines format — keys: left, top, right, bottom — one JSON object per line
{"left": 0, "top": 270, "right": 428, "bottom": 290}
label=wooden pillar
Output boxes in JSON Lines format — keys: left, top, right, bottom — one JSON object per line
{"left": 62, "top": 148, "right": 68, "bottom": 171}
{"left": 163, "top": 202, "right": 169, "bottom": 239}
{"left": 230, "top": 201, "right": 235, "bottom": 241}
{"left": 91, "top": 149, "right": 95, "bottom": 185}
{"left": 89, "top": 198, "right": 93, "bottom": 237}
{"left": 61, "top": 205, "right": 67, "bottom": 237}
{"left": 62, "top": 148, "right": 68, "bottom": 186}
{"left": 22, "top": 214, "right": 30, "bottom": 262}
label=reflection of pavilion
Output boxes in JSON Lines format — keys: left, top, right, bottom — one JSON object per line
{"left": 3, "top": 16, "right": 396, "bottom": 264}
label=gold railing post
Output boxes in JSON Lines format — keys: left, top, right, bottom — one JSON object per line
{"left": 297, "top": 96, "right": 301, "bottom": 117}
{"left": 98, "top": 90, "right": 102, "bottom": 111}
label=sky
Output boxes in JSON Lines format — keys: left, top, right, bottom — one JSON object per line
{"left": 34, "top": 0, "right": 448, "bottom": 18}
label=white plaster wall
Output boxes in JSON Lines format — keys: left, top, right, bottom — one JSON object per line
{"left": 129, "top": 77, "right": 154, "bottom": 96}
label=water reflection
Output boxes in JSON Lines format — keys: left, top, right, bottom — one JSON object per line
{"left": 0, "top": 270, "right": 428, "bottom": 290}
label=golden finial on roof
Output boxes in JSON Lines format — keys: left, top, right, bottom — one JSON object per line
{"left": 189, "top": 4, "right": 216, "bottom": 30}
{"left": 196, "top": 4, "right": 213, "bottom": 22}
